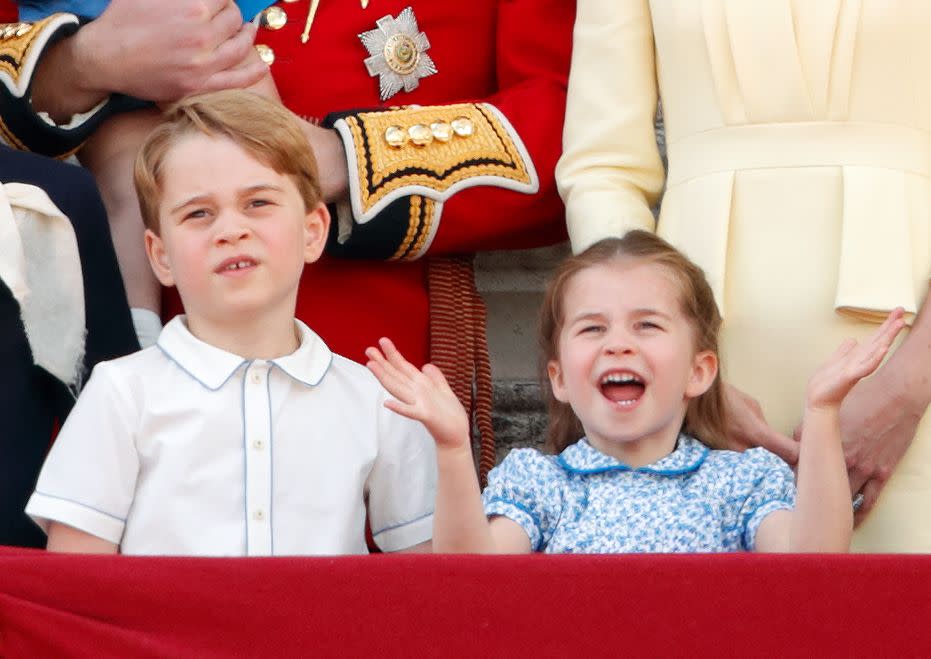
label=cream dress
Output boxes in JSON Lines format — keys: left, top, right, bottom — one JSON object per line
{"left": 557, "top": 0, "right": 930, "bottom": 551}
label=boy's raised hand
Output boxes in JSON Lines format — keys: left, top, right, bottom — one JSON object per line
{"left": 805, "top": 308, "right": 906, "bottom": 412}
{"left": 366, "top": 338, "right": 471, "bottom": 450}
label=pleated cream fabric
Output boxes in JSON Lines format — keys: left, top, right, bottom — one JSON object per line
{"left": 558, "top": 0, "right": 930, "bottom": 551}
{"left": 0, "top": 182, "right": 85, "bottom": 391}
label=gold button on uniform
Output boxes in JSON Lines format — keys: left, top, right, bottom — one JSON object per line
{"left": 261, "top": 6, "right": 287, "bottom": 30}
{"left": 451, "top": 117, "right": 475, "bottom": 138}
{"left": 253, "top": 509, "right": 266, "bottom": 521}
{"left": 384, "top": 125, "right": 409, "bottom": 148}
{"left": 252, "top": 439, "right": 266, "bottom": 450}
{"left": 430, "top": 121, "right": 452, "bottom": 143}
{"left": 255, "top": 44, "right": 275, "bottom": 66}
{"left": 408, "top": 124, "right": 433, "bottom": 147}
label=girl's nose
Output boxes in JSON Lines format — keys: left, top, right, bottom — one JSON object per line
{"left": 604, "top": 331, "right": 635, "bottom": 355}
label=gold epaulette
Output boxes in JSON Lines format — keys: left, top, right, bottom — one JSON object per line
{"left": 0, "top": 14, "right": 77, "bottom": 98}
{"left": 333, "top": 103, "right": 539, "bottom": 235}
{"left": 0, "top": 14, "right": 80, "bottom": 153}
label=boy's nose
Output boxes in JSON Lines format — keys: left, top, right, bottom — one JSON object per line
{"left": 214, "top": 212, "right": 252, "bottom": 244}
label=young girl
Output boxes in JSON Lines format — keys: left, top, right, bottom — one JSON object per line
{"left": 366, "top": 231, "right": 906, "bottom": 553}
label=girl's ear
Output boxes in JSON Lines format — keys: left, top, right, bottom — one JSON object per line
{"left": 144, "top": 229, "right": 175, "bottom": 287}
{"left": 685, "top": 350, "right": 718, "bottom": 399}
{"left": 303, "top": 202, "right": 331, "bottom": 264}
{"left": 547, "top": 359, "right": 570, "bottom": 403}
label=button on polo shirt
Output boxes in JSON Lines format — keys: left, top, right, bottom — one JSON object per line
{"left": 26, "top": 317, "right": 436, "bottom": 556}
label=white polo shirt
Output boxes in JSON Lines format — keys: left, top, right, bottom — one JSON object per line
{"left": 26, "top": 316, "right": 437, "bottom": 556}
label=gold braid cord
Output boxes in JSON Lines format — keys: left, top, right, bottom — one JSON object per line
{"left": 427, "top": 256, "right": 496, "bottom": 486}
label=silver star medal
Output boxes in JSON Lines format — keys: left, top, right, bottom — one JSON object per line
{"left": 359, "top": 7, "right": 437, "bottom": 102}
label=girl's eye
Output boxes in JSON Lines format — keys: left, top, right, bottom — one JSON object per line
{"left": 580, "top": 325, "right": 604, "bottom": 334}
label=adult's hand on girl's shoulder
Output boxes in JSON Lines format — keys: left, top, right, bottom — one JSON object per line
{"left": 722, "top": 383, "right": 799, "bottom": 465}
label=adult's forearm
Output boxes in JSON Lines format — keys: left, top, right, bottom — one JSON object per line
{"left": 886, "top": 297, "right": 931, "bottom": 410}
{"left": 300, "top": 121, "right": 349, "bottom": 204}
{"left": 29, "top": 27, "right": 110, "bottom": 124}
{"left": 791, "top": 408, "right": 853, "bottom": 551}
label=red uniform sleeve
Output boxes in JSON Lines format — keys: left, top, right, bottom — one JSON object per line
{"left": 433, "top": 0, "right": 575, "bottom": 253}
{"left": 324, "top": 0, "right": 575, "bottom": 260}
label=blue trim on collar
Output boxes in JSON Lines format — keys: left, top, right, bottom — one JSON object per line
{"left": 268, "top": 320, "right": 332, "bottom": 387}
{"left": 556, "top": 435, "right": 709, "bottom": 476}
{"left": 156, "top": 317, "right": 248, "bottom": 390}
{"left": 156, "top": 316, "right": 333, "bottom": 389}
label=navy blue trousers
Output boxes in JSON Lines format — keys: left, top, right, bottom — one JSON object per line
{"left": 0, "top": 146, "right": 138, "bottom": 547}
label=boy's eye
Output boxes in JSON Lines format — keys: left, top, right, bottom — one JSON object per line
{"left": 248, "top": 198, "right": 273, "bottom": 208}
{"left": 183, "top": 209, "right": 209, "bottom": 221}
{"left": 636, "top": 321, "right": 661, "bottom": 331}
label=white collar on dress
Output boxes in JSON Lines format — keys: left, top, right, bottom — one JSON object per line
{"left": 156, "top": 315, "right": 332, "bottom": 390}
{"left": 556, "top": 434, "right": 709, "bottom": 476}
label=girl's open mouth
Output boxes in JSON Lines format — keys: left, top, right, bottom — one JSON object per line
{"left": 600, "top": 372, "right": 645, "bottom": 407}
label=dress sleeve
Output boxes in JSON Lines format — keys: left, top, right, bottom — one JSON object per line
{"left": 482, "top": 449, "right": 566, "bottom": 552}
{"left": 322, "top": 0, "right": 574, "bottom": 261}
{"left": 555, "top": 0, "right": 665, "bottom": 253}
{"left": 731, "top": 448, "right": 796, "bottom": 551}
{"left": 24, "top": 361, "right": 140, "bottom": 544}
{"left": 366, "top": 392, "right": 438, "bottom": 552}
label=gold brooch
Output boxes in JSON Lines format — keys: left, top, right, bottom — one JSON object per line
{"left": 359, "top": 7, "right": 436, "bottom": 102}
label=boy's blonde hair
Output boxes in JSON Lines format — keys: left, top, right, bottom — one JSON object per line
{"left": 134, "top": 90, "right": 322, "bottom": 234}
{"left": 540, "top": 231, "right": 728, "bottom": 454}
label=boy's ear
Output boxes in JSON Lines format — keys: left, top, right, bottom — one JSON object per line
{"left": 685, "top": 349, "right": 718, "bottom": 399}
{"left": 144, "top": 229, "right": 175, "bottom": 287}
{"left": 303, "top": 202, "right": 331, "bottom": 264}
{"left": 547, "top": 359, "right": 570, "bottom": 403}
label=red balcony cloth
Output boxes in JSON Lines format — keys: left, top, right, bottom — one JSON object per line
{"left": 1, "top": 549, "right": 929, "bottom": 658}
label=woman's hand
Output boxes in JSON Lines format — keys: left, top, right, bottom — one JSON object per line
{"left": 837, "top": 364, "right": 923, "bottom": 523}
{"left": 722, "top": 383, "right": 799, "bottom": 464}
{"left": 366, "top": 338, "right": 470, "bottom": 451}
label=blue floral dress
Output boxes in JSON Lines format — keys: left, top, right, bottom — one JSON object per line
{"left": 482, "top": 435, "right": 795, "bottom": 553}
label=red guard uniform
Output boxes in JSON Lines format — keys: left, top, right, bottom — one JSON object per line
{"left": 0, "top": 2, "right": 575, "bottom": 471}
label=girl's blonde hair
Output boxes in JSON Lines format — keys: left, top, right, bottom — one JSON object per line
{"left": 134, "top": 90, "right": 322, "bottom": 234}
{"left": 540, "top": 231, "right": 728, "bottom": 454}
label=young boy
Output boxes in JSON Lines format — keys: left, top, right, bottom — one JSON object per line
{"left": 25, "top": 91, "right": 436, "bottom": 556}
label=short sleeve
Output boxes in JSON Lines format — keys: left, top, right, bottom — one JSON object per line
{"left": 366, "top": 395, "right": 437, "bottom": 552}
{"left": 482, "top": 449, "right": 566, "bottom": 551}
{"left": 733, "top": 448, "right": 796, "bottom": 550}
{"left": 25, "top": 362, "right": 140, "bottom": 543}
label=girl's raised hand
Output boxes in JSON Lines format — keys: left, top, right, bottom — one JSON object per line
{"left": 365, "top": 338, "right": 471, "bottom": 450}
{"left": 805, "top": 308, "right": 907, "bottom": 411}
